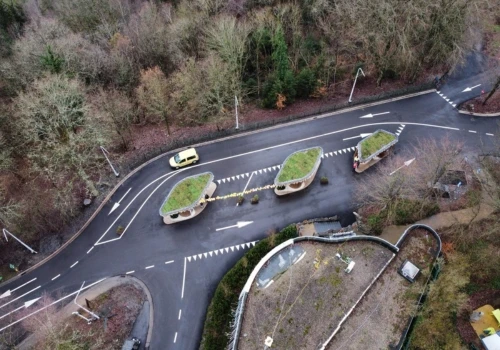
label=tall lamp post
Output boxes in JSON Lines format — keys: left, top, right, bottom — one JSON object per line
{"left": 100, "top": 146, "right": 119, "bottom": 177}
{"left": 348, "top": 67, "right": 365, "bottom": 103}
{"left": 235, "top": 95, "right": 239, "bottom": 130}
{"left": 3, "top": 229, "right": 37, "bottom": 254}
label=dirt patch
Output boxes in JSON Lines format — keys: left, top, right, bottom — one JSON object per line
{"left": 24, "top": 283, "right": 145, "bottom": 350}
{"left": 326, "top": 229, "right": 439, "bottom": 350}
{"left": 460, "top": 90, "right": 500, "bottom": 114}
{"left": 239, "top": 240, "right": 393, "bottom": 350}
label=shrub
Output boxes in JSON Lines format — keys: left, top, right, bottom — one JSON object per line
{"left": 367, "top": 213, "right": 383, "bottom": 235}
{"left": 320, "top": 176, "right": 328, "bottom": 185}
{"left": 251, "top": 195, "right": 259, "bottom": 204}
{"left": 116, "top": 225, "right": 124, "bottom": 235}
{"left": 237, "top": 196, "right": 244, "bottom": 205}
{"left": 200, "top": 224, "right": 298, "bottom": 350}
{"left": 295, "top": 67, "right": 317, "bottom": 98}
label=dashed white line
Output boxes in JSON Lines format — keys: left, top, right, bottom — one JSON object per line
{"left": 468, "top": 130, "right": 477, "bottom": 133}
{"left": 174, "top": 332, "right": 178, "bottom": 343}
{"left": 181, "top": 258, "right": 187, "bottom": 299}
{"left": 51, "top": 274, "right": 60, "bottom": 281}
{"left": 486, "top": 133, "right": 494, "bottom": 136}
{"left": 70, "top": 261, "right": 79, "bottom": 268}
{"left": 178, "top": 309, "right": 182, "bottom": 320}
{"left": 165, "top": 260, "right": 174, "bottom": 264}
{"left": 145, "top": 265, "right": 154, "bottom": 270}
{"left": 87, "top": 246, "right": 94, "bottom": 254}
{"left": 126, "top": 270, "right": 135, "bottom": 275}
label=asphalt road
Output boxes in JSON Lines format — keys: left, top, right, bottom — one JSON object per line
{"left": 1, "top": 53, "right": 499, "bottom": 349}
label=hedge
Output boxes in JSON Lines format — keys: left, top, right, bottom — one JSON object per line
{"left": 199, "top": 224, "right": 298, "bottom": 350}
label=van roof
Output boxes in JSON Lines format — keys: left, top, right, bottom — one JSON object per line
{"left": 178, "top": 148, "right": 197, "bottom": 158}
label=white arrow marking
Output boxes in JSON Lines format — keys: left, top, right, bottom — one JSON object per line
{"left": 343, "top": 133, "right": 372, "bottom": 141}
{"left": 109, "top": 188, "right": 132, "bottom": 215}
{"left": 215, "top": 221, "right": 253, "bottom": 231}
{"left": 0, "top": 278, "right": 105, "bottom": 333}
{"left": 0, "top": 286, "right": 41, "bottom": 310}
{"left": 462, "top": 84, "right": 481, "bottom": 92}
{"left": 359, "top": 112, "right": 390, "bottom": 118}
{"left": 0, "top": 278, "right": 37, "bottom": 299}
{"left": 0, "top": 297, "right": 41, "bottom": 320}
{"left": 389, "top": 158, "right": 416, "bottom": 175}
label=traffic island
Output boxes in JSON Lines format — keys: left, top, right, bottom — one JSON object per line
{"left": 274, "top": 147, "right": 323, "bottom": 195}
{"left": 159, "top": 172, "right": 216, "bottom": 224}
{"left": 354, "top": 129, "right": 398, "bottom": 173}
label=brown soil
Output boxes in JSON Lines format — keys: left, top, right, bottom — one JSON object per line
{"left": 326, "top": 229, "right": 439, "bottom": 350}
{"left": 239, "top": 241, "right": 393, "bottom": 350}
{"left": 461, "top": 91, "right": 500, "bottom": 114}
{"left": 27, "top": 283, "right": 145, "bottom": 350}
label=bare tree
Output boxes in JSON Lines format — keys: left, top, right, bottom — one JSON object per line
{"left": 136, "top": 66, "right": 172, "bottom": 135}
{"left": 483, "top": 75, "right": 500, "bottom": 105}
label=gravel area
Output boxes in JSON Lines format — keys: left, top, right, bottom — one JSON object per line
{"left": 239, "top": 240, "right": 393, "bottom": 350}
{"left": 326, "top": 229, "right": 439, "bottom": 350}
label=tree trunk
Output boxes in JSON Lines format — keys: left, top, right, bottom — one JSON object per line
{"left": 163, "top": 111, "right": 171, "bottom": 136}
{"left": 483, "top": 76, "right": 500, "bottom": 105}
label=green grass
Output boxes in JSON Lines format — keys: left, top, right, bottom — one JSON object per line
{"left": 277, "top": 148, "right": 321, "bottom": 183}
{"left": 161, "top": 173, "right": 211, "bottom": 214}
{"left": 360, "top": 131, "right": 396, "bottom": 159}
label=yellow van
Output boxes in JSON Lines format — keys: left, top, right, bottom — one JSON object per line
{"left": 169, "top": 148, "right": 199, "bottom": 169}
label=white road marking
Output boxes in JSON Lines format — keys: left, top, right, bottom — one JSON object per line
{"left": 359, "top": 111, "right": 390, "bottom": 118}
{"left": 51, "top": 274, "right": 60, "bottom": 281}
{"left": 216, "top": 221, "right": 253, "bottom": 231}
{"left": 237, "top": 172, "right": 255, "bottom": 206}
{"left": 87, "top": 246, "right": 94, "bottom": 254}
{"left": 0, "top": 286, "right": 41, "bottom": 310}
{"left": 0, "top": 278, "right": 105, "bottom": 332}
{"left": 486, "top": 133, "right": 494, "bottom": 136}
{"left": 174, "top": 332, "right": 178, "bottom": 343}
{"left": 96, "top": 172, "right": 180, "bottom": 245}
{"left": 0, "top": 278, "right": 37, "bottom": 299}
{"left": 178, "top": 309, "right": 182, "bottom": 320}
{"left": 126, "top": 270, "right": 134, "bottom": 274}
{"left": 453, "top": 104, "right": 457, "bottom": 107}
{"left": 95, "top": 121, "right": 464, "bottom": 246}
{"left": 469, "top": 130, "right": 477, "bottom": 133}
{"left": 108, "top": 187, "right": 132, "bottom": 215}
{"left": 145, "top": 265, "right": 154, "bottom": 269}
{"left": 70, "top": 261, "right": 79, "bottom": 268}
{"left": 165, "top": 260, "right": 174, "bottom": 264}
{"left": 181, "top": 258, "right": 187, "bottom": 299}
{"left": 0, "top": 297, "right": 41, "bottom": 320}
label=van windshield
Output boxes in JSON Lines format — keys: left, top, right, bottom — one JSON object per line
{"left": 174, "top": 154, "right": 181, "bottom": 163}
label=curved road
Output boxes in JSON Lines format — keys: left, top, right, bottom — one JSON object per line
{"left": 1, "top": 55, "right": 499, "bottom": 349}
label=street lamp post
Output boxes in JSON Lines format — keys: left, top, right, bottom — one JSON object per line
{"left": 348, "top": 68, "right": 365, "bottom": 103}
{"left": 100, "top": 146, "right": 119, "bottom": 177}
{"left": 235, "top": 95, "right": 239, "bottom": 130}
{"left": 74, "top": 281, "right": 100, "bottom": 321}
{"left": 2, "top": 229, "right": 37, "bottom": 254}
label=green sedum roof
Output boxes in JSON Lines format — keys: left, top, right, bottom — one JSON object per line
{"left": 160, "top": 173, "right": 212, "bottom": 215}
{"left": 359, "top": 130, "right": 397, "bottom": 160}
{"left": 276, "top": 147, "right": 322, "bottom": 185}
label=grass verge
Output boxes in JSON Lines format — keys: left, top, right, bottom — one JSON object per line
{"left": 161, "top": 173, "right": 211, "bottom": 214}
{"left": 360, "top": 131, "right": 396, "bottom": 159}
{"left": 277, "top": 148, "right": 321, "bottom": 183}
{"left": 199, "top": 225, "right": 298, "bottom": 350}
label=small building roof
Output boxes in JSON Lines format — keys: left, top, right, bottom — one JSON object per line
{"left": 398, "top": 260, "right": 420, "bottom": 283}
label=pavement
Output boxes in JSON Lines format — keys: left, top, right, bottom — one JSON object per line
{"left": 1, "top": 52, "right": 500, "bottom": 350}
